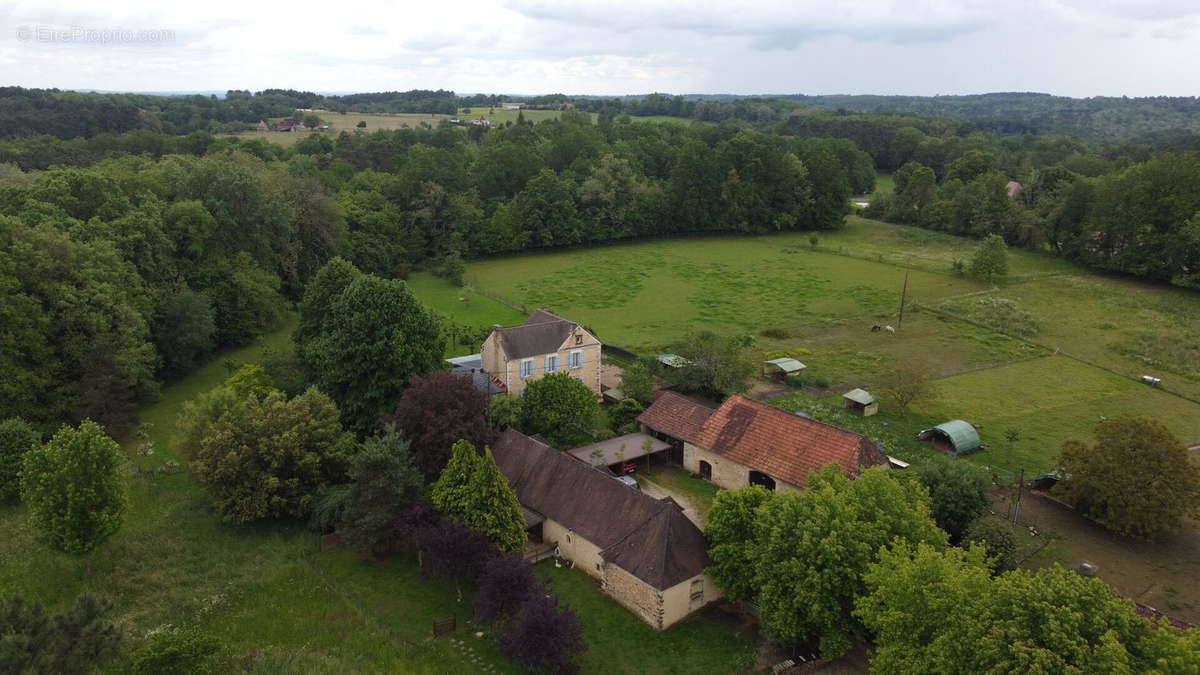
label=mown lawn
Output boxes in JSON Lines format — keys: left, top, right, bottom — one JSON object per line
{"left": 536, "top": 562, "right": 757, "bottom": 675}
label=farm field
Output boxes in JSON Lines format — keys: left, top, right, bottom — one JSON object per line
{"left": 222, "top": 112, "right": 452, "bottom": 147}
{"left": 409, "top": 216, "right": 1200, "bottom": 473}
{"left": 456, "top": 107, "right": 586, "bottom": 126}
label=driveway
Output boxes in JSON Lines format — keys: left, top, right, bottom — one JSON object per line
{"left": 638, "top": 475, "right": 708, "bottom": 529}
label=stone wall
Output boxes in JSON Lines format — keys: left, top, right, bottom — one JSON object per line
{"left": 601, "top": 562, "right": 665, "bottom": 627}
{"left": 660, "top": 572, "right": 723, "bottom": 629}
{"left": 682, "top": 443, "right": 801, "bottom": 493}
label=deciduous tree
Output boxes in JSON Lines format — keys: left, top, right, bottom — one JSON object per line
{"left": 963, "top": 515, "right": 1018, "bottom": 573}
{"left": 499, "top": 594, "right": 586, "bottom": 675}
{"left": 475, "top": 554, "right": 543, "bottom": 625}
{"left": 705, "top": 486, "right": 775, "bottom": 601}
{"left": 754, "top": 466, "right": 945, "bottom": 657}
{"left": 520, "top": 372, "right": 601, "bottom": 449}
{"left": 910, "top": 458, "right": 990, "bottom": 543}
{"left": 664, "top": 331, "right": 757, "bottom": 399}
{"left": 878, "top": 360, "right": 939, "bottom": 411}
{"left": 969, "top": 233, "right": 1009, "bottom": 283}
{"left": 20, "top": 420, "right": 125, "bottom": 558}
{"left": 179, "top": 387, "right": 354, "bottom": 523}
{"left": 382, "top": 371, "right": 494, "bottom": 478}
{"left": 1056, "top": 417, "right": 1200, "bottom": 539}
{"left": 302, "top": 274, "right": 442, "bottom": 434}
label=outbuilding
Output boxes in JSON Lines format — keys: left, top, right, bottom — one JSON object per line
{"left": 762, "top": 357, "right": 806, "bottom": 381}
{"left": 918, "top": 420, "right": 984, "bottom": 456}
{"left": 842, "top": 388, "right": 878, "bottom": 416}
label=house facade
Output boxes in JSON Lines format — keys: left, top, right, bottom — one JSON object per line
{"left": 493, "top": 429, "right": 721, "bottom": 629}
{"left": 481, "top": 309, "right": 602, "bottom": 397}
{"left": 638, "top": 391, "right": 890, "bottom": 492}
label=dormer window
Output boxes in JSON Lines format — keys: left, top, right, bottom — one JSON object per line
{"left": 575, "top": 334, "right": 583, "bottom": 345}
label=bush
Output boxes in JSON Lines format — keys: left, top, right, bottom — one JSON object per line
{"left": 0, "top": 594, "right": 121, "bottom": 673}
{"left": 128, "top": 627, "right": 221, "bottom": 675}
{"left": 307, "top": 484, "right": 351, "bottom": 534}
{"left": 499, "top": 594, "right": 586, "bottom": 675}
{"left": 760, "top": 327, "right": 791, "bottom": 340}
{"left": 963, "top": 516, "right": 1019, "bottom": 573}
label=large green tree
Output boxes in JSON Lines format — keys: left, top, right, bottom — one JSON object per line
{"left": 664, "top": 331, "right": 757, "bottom": 399}
{"left": 1057, "top": 417, "right": 1200, "bottom": 539}
{"left": 20, "top": 420, "right": 125, "bottom": 557}
{"left": 429, "top": 441, "right": 526, "bottom": 551}
{"left": 857, "top": 543, "right": 1200, "bottom": 673}
{"left": 910, "top": 458, "right": 991, "bottom": 543}
{"left": 520, "top": 372, "right": 601, "bottom": 449}
{"left": 0, "top": 594, "right": 122, "bottom": 674}
{"left": 704, "top": 486, "right": 775, "bottom": 601}
{"left": 179, "top": 387, "right": 355, "bottom": 523}
{"left": 754, "top": 466, "right": 945, "bottom": 657}
{"left": 338, "top": 428, "right": 424, "bottom": 555}
{"left": 301, "top": 274, "right": 442, "bottom": 434}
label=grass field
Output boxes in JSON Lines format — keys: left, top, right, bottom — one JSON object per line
{"left": 222, "top": 112, "right": 453, "bottom": 147}
{"left": 457, "top": 107, "right": 586, "bottom": 126}
{"left": 408, "top": 214, "right": 1200, "bottom": 474}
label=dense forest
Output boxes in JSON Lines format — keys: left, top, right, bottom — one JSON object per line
{"left": 1, "top": 88, "right": 1199, "bottom": 439}
{"left": 786, "top": 92, "right": 1200, "bottom": 143}
{"left": 0, "top": 110, "right": 867, "bottom": 437}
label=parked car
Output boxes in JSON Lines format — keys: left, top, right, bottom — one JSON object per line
{"left": 615, "top": 474, "right": 640, "bottom": 490}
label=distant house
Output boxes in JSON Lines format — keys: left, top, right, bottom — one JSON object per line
{"left": 918, "top": 420, "right": 984, "bottom": 456}
{"left": 502, "top": 102, "right": 525, "bottom": 110}
{"left": 638, "top": 391, "right": 889, "bottom": 492}
{"left": 493, "top": 429, "right": 719, "bottom": 629}
{"left": 470, "top": 117, "right": 492, "bottom": 128}
{"left": 481, "top": 309, "right": 602, "bottom": 397}
{"left": 1006, "top": 181, "right": 1024, "bottom": 199}
{"left": 255, "top": 120, "right": 269, "bottom": 132}
{"left": 274, "top": 118, "right": 304, "bottom": 132}
{"left": 842, "top": 388, "right": 878, "bottom": 416}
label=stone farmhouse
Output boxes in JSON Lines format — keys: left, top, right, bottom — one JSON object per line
{"left": 638, "top": 391, "right": 890, "bottom": 492}
{"left": 480, "top": 310, "right": 602, "bottom": 397}
{"left": 493, "top": 429, "right": 720, "bottom": 629}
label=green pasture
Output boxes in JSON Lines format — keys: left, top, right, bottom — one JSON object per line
{"left": 462, "top": 234, "right": 985, "bottom": 352}
{"left": 222, "top": 112, "right": 452, "bottom": 147}
{"left": 457, "top": 107, "right": 585, "bottom": 126}
{"left": 911, "top": 356, "right": 1200, "bottom": 474}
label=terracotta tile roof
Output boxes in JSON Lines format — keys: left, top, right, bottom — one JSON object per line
{"left": 492, "top": 309, "right": 581, "bottom": 360}
{"left": 635, "top": 391, "right": 713, "bottom": 444}
{"left": 639, "top": 393, "right": 889, "bottom": 489}
{"left": 492, "top": 429, "right": 710, "bottom": 590}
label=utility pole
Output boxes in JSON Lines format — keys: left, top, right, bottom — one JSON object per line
{"left": 1012, "top": 468, "right": 1025, "bottom": 524}
{"left": 897, "top": 271, "right": 909, "bottom": 329}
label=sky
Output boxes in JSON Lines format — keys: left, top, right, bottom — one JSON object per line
{"left": 2, "top": 0, "right": 1199, "bottom": 97}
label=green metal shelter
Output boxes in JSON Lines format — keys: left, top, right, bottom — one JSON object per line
{"left": 918, "top": 420, "right": 983, "bottom": 456}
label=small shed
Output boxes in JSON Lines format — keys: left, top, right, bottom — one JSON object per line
{"left": 918, "top": 420, "right": 983, "bottom": 456}
{"left": 842, "top": 388, "right": 878, "bottom": 416}
{"left": 762, "top": 357, "right": 806, "bottom": 381}
{"left": 602, "top": 387, "right": 626, "bottom": 404}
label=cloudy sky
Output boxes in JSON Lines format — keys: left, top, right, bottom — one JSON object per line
{"left": 2, "top": 0, "right": 1199, "bottom": 97}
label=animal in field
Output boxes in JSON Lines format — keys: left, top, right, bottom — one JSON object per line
{"left": 884, "top": 325, "right": 896, "bottom": 334}
{"left": 871, "top": 324, "right": 882, "bottom": 332}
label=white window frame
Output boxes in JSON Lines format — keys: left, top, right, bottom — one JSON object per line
{"left": 520, "top": 359, "right": 535, "bottom": 379}
{"left": 569, "top": 349, "right": 583, "bottom": 369}
{"left": 545, "top": 354, "right": 560, "bottom": 373}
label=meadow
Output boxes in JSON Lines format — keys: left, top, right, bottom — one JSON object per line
{"left": 410, "top": 216, "right": 1200, "bottom": 474}
{"left": 222, "top": 112, "right": 452, "bottom": 147}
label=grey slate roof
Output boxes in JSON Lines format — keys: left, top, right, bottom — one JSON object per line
{"left": 495, "top": 310, "right": 580, "bottom": 360}
{"left": 493, "top": 429, "right": 711, "bottom": 590}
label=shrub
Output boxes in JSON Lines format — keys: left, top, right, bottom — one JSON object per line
{"left": 760, "top": 327, "right": 791, "bottom": 340}
{"left": 475, "top": 555, "right": 543, "bottom": 625}
{"left": 128, "top": 627, "right": 221, "bottom": 675}
{"left": 499, "top": 594, "right": 586, "bottom": 675}
{"left": 0, "top": 594, "right": 121, "bottom": 673}
{"left": 0, "top": 418, "right": 39, "bottom": 502}
{"left": 963, "top": 516, "right": 1019, "bottom": 573}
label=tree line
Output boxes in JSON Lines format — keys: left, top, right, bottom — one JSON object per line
{"left": 866, "top": 148, "right": 1200, "bottom": 287}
